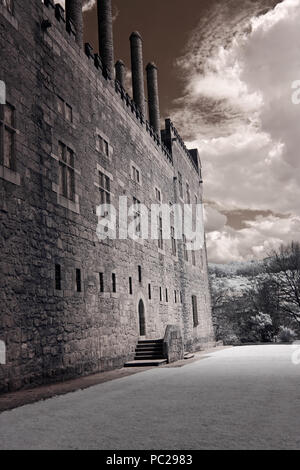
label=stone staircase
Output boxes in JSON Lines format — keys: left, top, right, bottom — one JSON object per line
{"left": 124, "top": 339, "right": 167, "bottom": 367}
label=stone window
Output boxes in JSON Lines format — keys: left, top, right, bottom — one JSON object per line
{"left": 165, "top": 288, "right": 168, "bottom": 303}
{"left": 2, "top": 0, "right": 13, "bottom": 14}
{"left": 178, "top": 172, "right": 183, "bottom": 198}
{"left": 171, "top": 226, "right": 177, "bottom": 257}
{"left": 58, "top": 142, "right": 75, "bottom": 201}
{"left": 180, "top": 291, "right": 183, "bottom": 304}
{"left": 0, "top": 103, "right": 16, "bottom": 170}
{"left": 76, "top": 268, "right": 82, "bottom": 292}
{"left": 99, "top": 272, "right": 104, "bottom": 293}
{"left": 133, "top": 197, "right": 141, "bottom": 235}
{"left": 129, "top": 277, "right": 133, "bottom": 295}
{"left": 174, "top": 290, "right": 177, "bottom": 303}
{"left": 96, "top": 134, "right": 109, "bottom": 157}
{"left": 182, "top": 235, "right": 189, "bottom": 261}
{"left": 138, "top": 265, "right": 142, "bottom": 283}
{"left": 155, "top": 187, "right": 161, "bottom": 202}
{"left": 192, "top": 295, "right": 199, "bottom": 327}
{"left": 158, "top": 216, "right": 163, "bottom": 250}
{"left": 192, "top": 250, "right": 196, "bottom": 266}
{"left": 112, "top": 273, "right": 116, "bottom": 293}
{"left": 57, "top": 96, "right": 73, "bottom": 123}
{"left": 186, "top": 183, "right": 191, "bottom": 204}
{"left": 148, "top": 283, "right": 151, "bottom": 300}
{"left": 55, "top": 264, "right": 61, "bottom": 291}
{"left": 132, "top": 165, "right": 140, "bottom": 184}
{"left": 183, "top": 234, "right": 188, "bottom": 262}
{"left": 65, "top": 104, "right": 73, "bottom": 123}
{"left": 99, "top": 171, "right": 111, "bottom": 204}
{"left": 159, "top": 287, "right": 162, "bottom": 302}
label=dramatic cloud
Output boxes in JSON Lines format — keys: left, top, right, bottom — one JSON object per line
{"left": 56, "top": 0, "right": 96, "bottom": 11}
{"left": 171, "top": 0, "right": 300, "bottom": 262}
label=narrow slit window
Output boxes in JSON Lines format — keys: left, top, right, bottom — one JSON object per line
{"left": 112, "top": 273, "right": 116, "bottom": 293}
{"left": 76, "top": 268, "right": 81, "bottom": 292}
{"left": 129, "top": 277, "right": 133, "bottom": 295}
{"left": 192, "top": 295, "right": 199, "bottom": 327}
{"left": 99, "top": 272, "right": 104, "bottom": 293}
{"left": 0, "top": 103, "right": 16, "bottom": 170}
{"left": 148, "top": 284, "right": 151, "bottom": 300}
{"left": 55, "top": 264, "right": 61, "bottom": 291}
{"left": 166, "top": 288, "right": 168, "bottom": 303}
{"left": 138, "top": 265, "right": 142, "bottom": 283}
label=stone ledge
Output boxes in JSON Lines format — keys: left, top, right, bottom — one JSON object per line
{"left": 0, "top": 165, "right": 20, "bottom": 186}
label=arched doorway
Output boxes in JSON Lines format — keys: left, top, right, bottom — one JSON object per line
{"left": 138, "top": 299, "right": 146, "bottom": 336}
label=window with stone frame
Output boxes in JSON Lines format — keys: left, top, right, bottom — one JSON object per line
{"left": 58, "top": 142, "right": 75, "bottom": 201}
{"left": 186, "top": 182, "right": 191, "bottom": 204}
{"left": 96, "top": 134, "right": 109, "bottom": 158}
{"left": 171, "top": 226, "right": 177, "bottom": 257}
{"left": 133, "top": 197, "right": 141, "bottom": 235}
{"left": 192, "top": 295, "right": 199, "bottom": 327}
{"left": 192, "top": 250, "right": 196, "bottom": 266}
{"left": 178, "top": 172, "right": 183, "bottom": 199}
{"left": 57, "top": 97, "right": 73, "bottom": 123}
{"left": 99, "top": 171, "right": 111, "bottom": 204}
{"left": 183, "top": 234, "right": 188, "bottom": 262}
{"left": 0, "top": 103, "right": 16, "bottom": 170}
{"left": 2, "top": 0, "right": 13, "bottom": 14}
{"left": 155, "top": 187, "right": 161, "bottom": 202}
{"left": 132, "top": 165, "right": 140, "bottom": 184}
{"left": 158, "top": 215, "right": 163, "bottom": 250}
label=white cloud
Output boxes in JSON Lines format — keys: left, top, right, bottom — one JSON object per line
{"left": 206, "top": 214, "right": 300, "bottom": 263}
{"left": 56, "top": 1, "right": 96, "bottom": 12}
{"left": 172, "top": 0, "right": 300, "bottom": 262}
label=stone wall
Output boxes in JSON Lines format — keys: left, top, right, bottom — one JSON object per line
{"left": 163, "top": 325, "right": 184, "bottom": 363}
{"left": 0, "top": 0, "right": 215, "bottom": 393}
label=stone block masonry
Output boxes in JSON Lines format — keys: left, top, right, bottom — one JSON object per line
{"left": 0, "top": 0, "right": 215, "bottom": 393}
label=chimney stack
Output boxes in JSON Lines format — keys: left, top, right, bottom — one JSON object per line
{"left": 115, "top": 60, "right": 126, "bottom": 89}
{"left": 130, "top": 32, "right": 145, "bottom": 116}
{"left": 97, "top": 0, "right": 114, "bottom": 77}
{"left": 65, "top": 0, "right": 83, "bottom": 46}
{"left": 146, "top": 62, "right": 161, "bottom": 141}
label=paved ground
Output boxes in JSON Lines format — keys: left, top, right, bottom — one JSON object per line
{"left": 0, "top": 345, "right": 300, "bottom": 450}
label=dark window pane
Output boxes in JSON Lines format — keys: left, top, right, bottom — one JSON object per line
{"left": 4, "top": 127, "right": 13, "bottom": 168}
{"left": 55, "top": 264, "right": 61, "bottom": 291}
{"left": 76, "top": 269, "right": 81, "bottom": 292}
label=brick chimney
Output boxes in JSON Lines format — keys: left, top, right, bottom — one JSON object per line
{"left": 115, "top": 60, "right": 126, "bottom": 88}
{"left": 130, "top": 32, "right": 145, "bottom": 116}
{"left": 97, "top": 0, "right": 114, "bottom": 77}
{"left": 146, "top": 62, "right": 161, "bottom": 141}
{"left": 65, "top": 0, "right": 83, "bottom": 46}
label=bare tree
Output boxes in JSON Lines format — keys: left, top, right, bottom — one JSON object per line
{"left": 268, "top": 242, "right": 300, "bottom": 327}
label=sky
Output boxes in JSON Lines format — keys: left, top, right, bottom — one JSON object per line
{"left": 57, "top": 0, "right": 300, "bottom": 264}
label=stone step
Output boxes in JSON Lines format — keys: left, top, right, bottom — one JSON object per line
{"left": 138, "top": 339, "right": 163, "bottom": 344}
{"left": 135, "top": 345, "right": 163, "bottom": 352}
{"left": 135, "top": 353, "right": 165, "bottom": 359}
{"left": 124, "top": 359, "right": 167, "bottom": 367}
